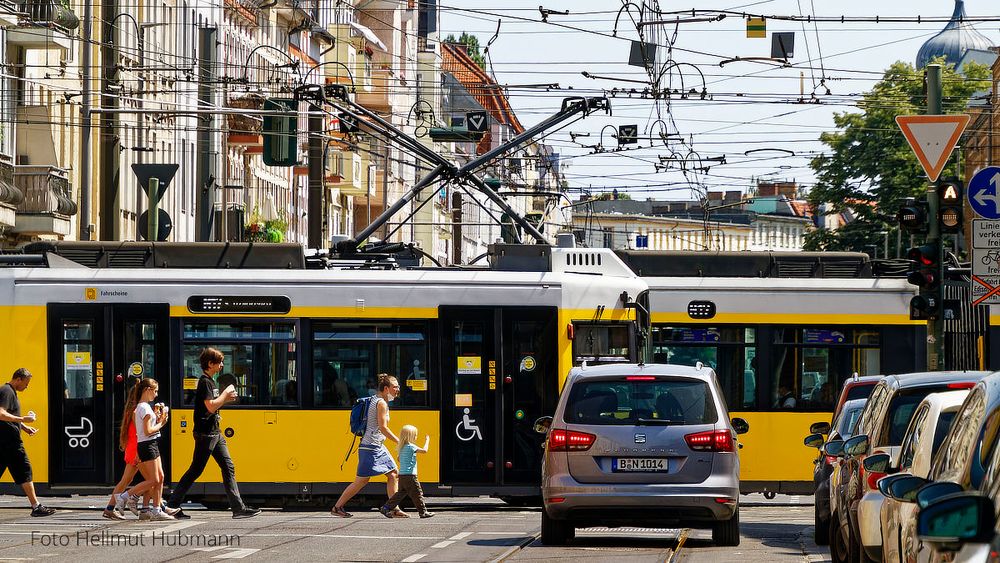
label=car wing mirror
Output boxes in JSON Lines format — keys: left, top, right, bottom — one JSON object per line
{"left": 533, "top": 416, "right": 553, "bottom": 435}
{"left": 917, "top": 481, "right": 965, "bottom": 509}
{"left": 804, "top": 433, "right": 825, "bottom": 448}
{"left": 918, "top": 492, "right": 996, "bottom": 549}
{"left": 878, "top": 474, "right": 909, "bottom": 497}
{"left": 844, "top": 434, "right": 869, "bottom": 457}
{"left": 887, "top": 475, "right": 930, "bottom": 503}
{"left": 731, "top": 417, "right": 750, "bottom": 435}
{"left": 823, "top": 439, "right": 845, "bottom": 457}
{"left": 863, "top": 452, "right": 891, "bottom": 473}
{"left": 810, "top": 421, "right": 832, "bottom": 435}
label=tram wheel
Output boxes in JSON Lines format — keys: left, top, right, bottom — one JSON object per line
{"left": 763, "top": 491, "right": 776, "bottom": 500}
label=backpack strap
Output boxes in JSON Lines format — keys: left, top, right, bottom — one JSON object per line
{"left": 340, "top": 433, "right": 358, "bottom": 471}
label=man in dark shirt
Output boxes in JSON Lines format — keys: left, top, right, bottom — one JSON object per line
{"left": 0, "top": 369, "right": 55, "bottom": 517}
{"left": 167, "top": 348, "right": 260, "bottom": 519}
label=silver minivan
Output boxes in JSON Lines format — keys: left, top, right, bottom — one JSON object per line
{"left": 536, "top": 363, "right": 748, "bottom": 546}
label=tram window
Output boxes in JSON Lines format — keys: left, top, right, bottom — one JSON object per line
{"left": 770, "top": 327, "right": 881, "bottom": 412}
{"left": 650, "top": 326, "right": 756, "bottom": 411}
{"left": 63, "top": 321, "right": 94, "bottom": 400}
{"left": 572, "top": 323, "right": 630, "bottom": 364}
{"left": 313, "top": 322, "right": 430, "bottom": 409}
{"left": 181, "top": 322, "right": 298, "bottom": 407}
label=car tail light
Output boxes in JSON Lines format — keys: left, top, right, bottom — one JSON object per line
{"left": 625, "top": 376, "right": 656, "bottom": 381}
{"left": 547, "top": 497, "right": 565, "bottom": 503}
{"left": 824, "top": 455, "right": 838, "bottom": 466}
{"left": 867, "top": 471, "right": 886, "bottom": 491}
{"left": 548, "top": 429, "right": 596, "bottom": 451}
{"left": 947, "top": 382, "right": 975, "bottom": 389}
{"left": 685, "top": 430, "right": 735, "bottom": 452}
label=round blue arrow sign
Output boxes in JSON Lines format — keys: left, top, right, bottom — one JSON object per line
{"left": 969, "top": 167, "right": 1000, "bottom": 219}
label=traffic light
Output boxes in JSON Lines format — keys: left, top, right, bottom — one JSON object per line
{"left": 907, "top": 241, "right": 941, "bottom": 319}
{"left": 262, "top": 98, "right": 299, "bottom": 167}
{"left": 896, "top": 197, "right": 929, "bottom": 234}
{"left": 937, "top": 179, "right": 963, "bottom": 234}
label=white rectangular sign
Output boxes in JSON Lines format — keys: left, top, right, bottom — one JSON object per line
{"left": 972, "top": 220, "right": 1000, "bottom": 305}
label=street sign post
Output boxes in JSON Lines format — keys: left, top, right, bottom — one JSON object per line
{"left": 972, "top": 219, "right": 1000, "bottom": 306}
{"left": 896, "top": 114, "right": 971, "bottom": 182}
{"left": 968, "top": 167, "right": 1000, "bottom": 220}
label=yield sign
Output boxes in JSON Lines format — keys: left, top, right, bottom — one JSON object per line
{"left": 896, "top": 114, "right": 970, "bottom": 182}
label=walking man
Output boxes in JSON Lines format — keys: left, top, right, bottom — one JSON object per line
{"left": 167, "top": 348, "right": 260, "bottom": 519}
{"left": 0, "top": 368, "right": 55, "bottom": 517}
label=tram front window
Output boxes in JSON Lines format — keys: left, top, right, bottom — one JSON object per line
{"left": 181, "top": 321, "right": 298, "bottom": 406}
{"left": 312, "top": 322, "right": 430, "bottom": 409}
{"left": 572, "top": 323, "right": 631, "bottom": 364}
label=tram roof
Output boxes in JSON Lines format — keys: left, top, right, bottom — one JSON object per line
{"left": 614, "top": 250, "right": 905, "bottom": 279}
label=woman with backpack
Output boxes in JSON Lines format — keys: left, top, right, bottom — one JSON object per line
{"left": 331, "top": 374, "right": 405, "bottom": 518}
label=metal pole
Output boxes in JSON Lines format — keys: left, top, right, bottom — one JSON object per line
{"left": 147, "top": 177, "right": 159, "bottom": 241}
{"left": 347, "top": 163, "right": 449, "bottom": 251}
{"left": 79, "top": 0, "right": 92, "bottom": 240}
{"left": 927, "top": 63, "right": 945, "bottom": 370}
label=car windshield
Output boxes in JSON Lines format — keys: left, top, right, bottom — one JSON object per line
{"left": 836, "top": 404, "right": 864, "bottom": 439}
{"left": 563, "top": 378, "right": 718, "bottom": 426}
{"left": 886, "top": 388, "right": 953, "bottom": 446}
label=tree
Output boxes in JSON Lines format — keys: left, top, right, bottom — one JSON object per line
{"left": 804, "top": 58, "right": 989, "bottom": 254}
{"left": 445, "top": 32, "right": 486, "bottom": 70}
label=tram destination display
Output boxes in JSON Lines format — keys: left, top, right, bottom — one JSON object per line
{"left": 187, "top": 295, "right": 292, "bottom": 314}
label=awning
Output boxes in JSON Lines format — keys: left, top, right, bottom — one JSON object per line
{"left": 350, "top": 21, "right": 388, "bottom": 52}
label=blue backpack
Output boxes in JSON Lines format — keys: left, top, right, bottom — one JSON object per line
{"left": 342, "top": 397, "right": 373, "bottom": 469}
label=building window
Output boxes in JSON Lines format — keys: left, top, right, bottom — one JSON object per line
{"left": 602, "top": 227, "right": 614, "bottom": 248}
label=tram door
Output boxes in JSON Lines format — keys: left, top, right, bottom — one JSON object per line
{"left": 47, "top": 304, "right": 169, "bottom": 485}
{"left": 440, "top": 306, "right": 557, "bottom": 488}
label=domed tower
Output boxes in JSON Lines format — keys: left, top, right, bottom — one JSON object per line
{"left": 916, "top": 0, "right": 992, "bottom": 68}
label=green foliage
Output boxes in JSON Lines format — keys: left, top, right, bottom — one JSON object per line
{"left": 245, "top": 205, "right": 288, "bottom": 243}
{"left": 805, "top": 58, "right": 989, "bottom": 252}
{"left": 445, "top": 32, "right": 486, "bottom": 71}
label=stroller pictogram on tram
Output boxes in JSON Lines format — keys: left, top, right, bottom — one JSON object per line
{"left": 65, "top": 417, "right": 93, "bottom": 448}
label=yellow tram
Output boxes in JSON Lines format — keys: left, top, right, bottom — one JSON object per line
{"left": 0, "top": 242, "right": 646, "bottom": 504}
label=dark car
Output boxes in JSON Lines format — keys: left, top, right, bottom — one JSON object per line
{"left": 829, "top": 371, "right": 988, "bottom": 563}
{"left": 805, "top": 397, "right": 866, "bottom": 545}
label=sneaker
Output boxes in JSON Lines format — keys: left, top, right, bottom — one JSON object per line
{"left": 148, "top": 510, "right": 175, "bottom": 521}
{"left": 125, "top": 495, "right": 140, "bottom": 516}
{"left": 391, "top": 508, "right": 410, "bottom": 518}
{"left": 30, "top": 504, "right": 55, "bottom": 517}
{"left": 161, "top": 504, "right": 181, "bottom": 517}
{"left": 103, "top": 508, "right": 125, "bottom": 520}
{"left": 330, "top": 506, "right": 352, "bottom": 518}
{"left": 232, "top": 507, "right": 261, "bottom": 519}
{"left": 114, "top": 492, "right": 128, "bottom": 514}
{"left": 419, "top": 511, "right": 436, "bottom": 519}
{"left": 379, "top": 505, "right": 394, "bottom": 519}
{"left": 139, "top": 510, "right": 152, "bottom": 522}
{"left": 171, "top": 508, "right": 192, "bottom": 520}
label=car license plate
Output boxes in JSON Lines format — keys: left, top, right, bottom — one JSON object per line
{"left": 613, "top": 457, "right": 668, "bottom": 472}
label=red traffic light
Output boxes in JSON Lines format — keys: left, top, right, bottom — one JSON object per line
{"left": 907, "top": 269, "right": 938, "bottom": 288}
{"left": 907, "top": 243, "right": 938, "bottom": 267}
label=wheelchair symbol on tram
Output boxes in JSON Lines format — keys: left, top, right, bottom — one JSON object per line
{"left": 455, "top": 408, "right": 483, "bottom": 442}
{"left": 65, "top": 417, "right": 93, "bottom": 448}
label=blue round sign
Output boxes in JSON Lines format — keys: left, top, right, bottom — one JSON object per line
{"left": 968, "top": 167, "right": 1000, "bottom": 219}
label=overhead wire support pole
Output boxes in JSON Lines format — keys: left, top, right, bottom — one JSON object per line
{"left": 927, "top": 63, "right": 945, "bottom": 371}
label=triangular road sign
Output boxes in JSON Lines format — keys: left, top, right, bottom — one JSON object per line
{"left": 131, "top": 163, "right": 179, "bottom": 201}
{"left": 896, "top": 114, "right": 970, "bottom": 182}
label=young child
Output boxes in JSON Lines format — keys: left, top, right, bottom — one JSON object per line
{"left": 380, "top": 425, "right": 434, "bottom": 518}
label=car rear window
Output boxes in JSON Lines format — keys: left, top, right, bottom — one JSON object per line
{"left": 563, "top": 377, "right": 718, "bottom": 426}
{"left": 845, "top": 382, "right": 877, "bottom": 402}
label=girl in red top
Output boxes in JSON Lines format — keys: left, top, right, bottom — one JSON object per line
{"left": 104, "top": 382, "right": 146, "bottom": 519}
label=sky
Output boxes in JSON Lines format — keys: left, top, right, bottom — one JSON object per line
{"left": 438, "top": 0, "right": 999, "bottom": 203}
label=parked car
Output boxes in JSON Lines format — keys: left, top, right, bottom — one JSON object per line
{"left": 829, "top": 371, "right": 988, "bottom": 563}
{"left": 875, "top": 390, "right": 968, "bottom": 563}
{"left": 536, "top": 363, "right": 749, "bottom": 546}
{"left": 833, "top": 375, "right": 883, "bottom": 424}
{"left": 805, "top": 397, "right": 867, "bottom": 545}
{"left": 899, "top": 371, "right": 1000, "bottom": 563}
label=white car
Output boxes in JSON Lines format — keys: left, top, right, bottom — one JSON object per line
{"left": 877, "top": 390, "right": 968, "bottom": 563}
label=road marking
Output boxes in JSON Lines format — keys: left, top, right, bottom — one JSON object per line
{"left": 401, "top": 555, "right": 427, "bottom": 562}
{"left": 211, "top": 548, "right": 260, "bottom": 559}
{"left": 245, "top": 533, "right": 443, "bottom": 540}
{"left": 431, "top": 540, "right": 455, "bottom": 548}
{"left": 449, "top": 532, "right": 472, "bottom": 540}
{"left": 665, "top": 528, "right": 689, "bottom": 563}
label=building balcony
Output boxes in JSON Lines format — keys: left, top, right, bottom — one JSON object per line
{"left": 0, "top": 0, "right": 21, "bottom": 26}
{"left": 5, "top": 0, "right": 78, "bottom": 51}
{"left": 0, "top": 155, "right": 22, "bottom": 229}
{"left": 12, "top": 165, "right": 75, "bottom": 237}
{"left": 356, "top": 67, "right": 392, "bottom": 113}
